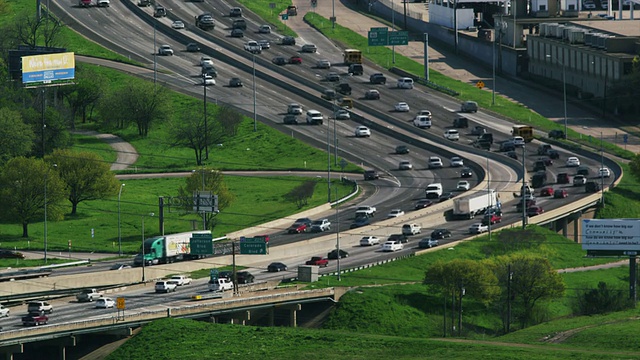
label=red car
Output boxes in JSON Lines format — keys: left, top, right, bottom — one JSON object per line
{"left": 527, "top": 206, "right": 544, "bottom": 216}
{"left": 557, "top": 173, "right": 571, "bottom": 184}
{"left": 554, "top": 189, "right": 568, "bottom": 198}
{"left": 482, "top": 213, "right": 502, "bottom": 225}
{"left": 540, "top": 187, "right": 554, "bottom": 196}
{"left": 289, "top": 56, "right": 302, "bottom": 64}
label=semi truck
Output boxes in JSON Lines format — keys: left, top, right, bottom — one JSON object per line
{"left": 452, "top": 190, "right": 497, "bottom": 219}
{"left": 133, "top": 231, "right": 212, "bottom": 266}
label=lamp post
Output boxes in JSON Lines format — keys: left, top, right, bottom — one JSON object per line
{"left": 253, "top": 54, "right": 257, "bottom": 132}
{"left": 601, "top": 132, "right": 605, "bottom": 208}
{"left": 141, "top": 212, "right": 155, "bottom": 282}
{"left": 546, "top": 54, "right": 568, "bottom": 139}
{"left": 43, "top": 163, "right": 57, "bottom": 264}
{"left": 118, "top": 183, "right": 125, "bottom": 256}
{"left": 521, "top": 146, "right": 526, "bottom": 229}
{"left": 203, "top": 73, "right": 209, "bottom": 160}
{"left": 487, "top": 155, "right": 492, "bottom": 242}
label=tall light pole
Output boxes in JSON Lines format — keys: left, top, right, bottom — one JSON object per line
{"left": 487, "top": 155, "right": 492, "bottom": 242}
{"left": 601, "top": 132, "right": 605, "bottom": 208}
{"left": 546, "top": 54, "right": 568, "bottom": 139}
{"left": 492, "top": 28, "right": 496, "bottom": 105}
{"left": 43, "top": 163, "right": 57, "bottom": 264}
{"left": 327, "top": 119, "right": 331, "bottom": 203}
{"left": 253, "top": 54, "right": 257, "bottom": 132}
{"left": 203, "top": 74, "right": 209, "bottom": 160}
{"left": 521, "top": 146, "right": 526, "bottom": 229}
{"left": 118, "top": 183, "right": 125, "bottom": 256}
{"left": 141, "top": 212, "right": 154, "bottom": 282}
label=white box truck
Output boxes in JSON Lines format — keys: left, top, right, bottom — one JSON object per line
{"left": 134, "top": 231, "right": 212, "bottom": 266}
{"left": 452, "top": 190, "right": 497, "bottom": 219}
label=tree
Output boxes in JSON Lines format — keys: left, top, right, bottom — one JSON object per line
{"left": 176, "top": 168, "right": 234, "bottom": 230}
{"left": 608, "top": 55, "right": 640, "bottom": 116}
{"left": 103, "top": 81, "right": 170, "bottom": 136}
{"left": 283, "top": 180, "right": 316, "bottom": 209}
{"left": 0, "top": 107, "right": 35, "bottom": 165}
{"left": 491, "top": 254, "right": 565, "bottom": 329}
{"left": 7, "top": 11, "right": 64, "bottom": 49}
{"left": 424, "top": 259, "right": 499, "bottom": 306}
{"left": 167, "top": 107, "right": 225, "bottom": 165}
{"left": 59, "top": 65, "right": 108, "bottom": 128}
{"left": 0, "top": 157, "right": 66, "bottom": 237}
{"left": 46, "top": 149, "right": 119, "bottom": 215}
{"left": 216, "top": 105, "right": 244, "bottom": 136}
{"left": 573, "top": 281, "right": 633, "bottom": 315}
{"left": 482, "top": 228, "right": 545, "bottom": 256}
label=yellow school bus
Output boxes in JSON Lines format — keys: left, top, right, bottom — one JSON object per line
{"left": 512, "top": 125, "right": 534, "bottom": 142}
{"left": 343, "top": 49, "right": 362, "bottom": 64}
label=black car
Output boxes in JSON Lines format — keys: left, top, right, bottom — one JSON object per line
{"left": 478, "top": 133, "right": 494, "bottom": 144}
{"left": 267, "top": 262, "right": 288, "bottom": 272}
{"left": 500, "top": 141, "right": 516, "bottom": 152}
{"left": 236, "top": 271, "right": 255, "bottom": 284}
{"left": 388, "top": 234, "right": 409, "bottom": 244}
{"left": 328, "top": 249, "right": 349, "bottom": 259}
{"left": 506, "top": 151, "right": 518, "bottom": 160}
{"left": 547, "top": 149, "right": 560, "bottom": 159}
{"left": 364, "top": 170, "right": 379, "bottom": 180}
{"left": 229, "top": 78, "right": 243, "bottom": 87}
{"left": 577, "top": 166, "right": 590, "bottom": 176}
{"left": 230, "top": 29, "right": 244, "bottom": 37}
{"left": 350, "top": 216, "right": 370, "bottom": 229}
{"left": 452, "top": 116, "right": 468, "bottom": 128}
{"left": 395, "top": 145, "right": 409, "bottom": 154}
{"left": 414, "top": 199, "right": 433, "bottom": 210}
{"left": 335, "top": 83, "right": 352, "bottom": 95}
{"left": 430, "top": 229, "right": 452, "bottom": 240}
{"left": 0, "top": 250, "right": 25, "bottom": 259}
{"left": 533, "top": 161, "right": 547, "bottom": 172}
{"left": 439, "top": 192, "right": 454, "bottom": 202}
{"left": 186, "top": 43, "right": 201, "bottom": 52}
{"left": 283, "top": 115, "right": 298, "bottom": 125}
{"left": 281, "top": 36, "right": 296, "bottom": 45}
{"left": 585, "top": 181, "right": 601, "bottom": 193}
{"left": 549, "top": 129, "right": 566, "bottom": 139}
{"left": 369, "top": 73, "right": 387, "bottom": 84}
{"left": 418, "top": 238, "right": 439, "bottom": 249}
{"left": 473, "top": 139, "right": 491, "bottom": 150}
{"left": 460, "top": 168, "right": 473, "bottom": 178}
{"left": 272, "top": 56, "right": 287, "bottom": 65}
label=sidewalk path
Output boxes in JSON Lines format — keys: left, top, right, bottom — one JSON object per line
{"left": 71, "top": 129, "right": 139, "bottom": 171}
{"left": 292, "top": 0, "right": 640, "bottom": 155}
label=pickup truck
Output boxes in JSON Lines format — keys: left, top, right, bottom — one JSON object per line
{"left": 22, "top": 313, "right": 48, "bottom": 326}
{"left": 355, "top": 205, "right": 376, "bottom": 217}
{"left": 305, "top": 256, "right": 329, "bottom": 267}
{"left": 170, "top": 275, "right": 192, "bottom": 286}
{"left": 244, "top": 41, "right": 262, "bottom": 54}
{"left": 76, "top": 288, "right": 104, "bottom": 302}
{"left": 310, "top": 219, "right": 331, "bottom": 232}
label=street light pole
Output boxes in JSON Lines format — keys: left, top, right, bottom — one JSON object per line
{"left": 203, "top": 74, "right": 208, "bottom": 161}
{"left": 118, "top": 183, "right": 125, "bottom": 256}
{"left": 141, "top": 213, "right": 155, "bottom": 283}
{"left": 253, "top": 54, "right": 257, "bottom": 132}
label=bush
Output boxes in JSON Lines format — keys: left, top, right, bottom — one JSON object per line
{"left": 572, "top": 281, "right": 634, "bottom": 315}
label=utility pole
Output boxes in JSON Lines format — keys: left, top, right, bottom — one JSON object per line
{"left": 507, "top": 264, "right": 512, "bottom": 333}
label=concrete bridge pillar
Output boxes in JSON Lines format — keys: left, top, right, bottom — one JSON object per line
{"left": 282, "top": 304, "right": 302, "bottom": 328}
{"left": 231, "top": 311, "right": 251, "bottom": 325}
{"left": 268, "top": 308, "right": 274, "bottom": 327}
{"left": 561, "top": 217, "right": 568, "bottom": 238}
{"left": 1, "top": 344, "right": 22, "bottom": 360}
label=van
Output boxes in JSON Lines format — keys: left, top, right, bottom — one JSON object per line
{"left": 461, "top": 101, "right": 478, "bottom": 113}
{"left": 28, "top": 301, "right": 53, "bottom": 314}
{"left": 397, "top": 77, "right": 414, "bottom": 89}
{"left": 444, "top": 129, "right": 460, "bottom": 141}
{"left": 306, "top": 110, "right": 324, "bottom": 125}
{"left": 208, "top": 278, "right": 233, "bottom": 292}
{"left": 348, "top": 64, "right": 364, "bottom": 75}
{"left": 425, "top": 183, "right": 443, "bottom": 199}
{"left": 232, "top": 19, "right": 247, "bottom": 30}
{"left": 413, "top": 115, "right": 431, "bottom": 129}
{"left": 452, "top": 116, "right": 468, "bottom": 128}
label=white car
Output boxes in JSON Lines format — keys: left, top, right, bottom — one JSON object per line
{"left": 171, "top": 20, "right": 185, "bottom": 29}
{"left": 335, "top": 109, "right": 350, "bottom": 120}
{"left": 158, "top": 45, "right": 174, "bottom": 56}
{"left": 428, "top": 156, "right": 443, "bottom": 169}
{"left": 355, "top": 126, "right": 371, "bottom": 137}
{"left": 566, "top": 157, "right": 581, "bottom": 167}
{"left": 387, "top": 209, "right": 405, "bottom": 218}
{"left": 395, "top": 102, "right": 410, "bottom": 112}
{"left": 155, "top": 280, "right": 178, "bottom": 293}
{"left": 316, "top": 59, "right": 331, "bottom": 69}
{"left": 456, "top": 181, "right": 470, "bottom": 191}
{"left": 257, "top": 40, "right": 271, "bottom": 50}
{"left": 444, "top": 129, "right": 460, "bottom": 141}
{"left": 599, "top": 167, "right": 611, "bottom": 178}
{"left": 0, "top": 304, "right": 9, "bottom": 317}
{"left": 95, "top": 297, "right": 115, "bottom": 309}
{"left": 259, "top": 24, "right": 271, "bottom": 33}
{"left": 512, "top": 136, "right": 525, "bottom": 147}
{"left": 416, "top": 110, "right": 432, "bottom": 118}
{"left": 382, "top": 241, "right": 404, "bottom": 252}
{"left": 450, "top": 157, "right": 464, "bottom": 167}
{"left": 202, "top": 75, "right": 216, "bottom": 86}
{"left": 398, "top": 160, "right": 413, "bottom": 170}
{"left": 200, "top": 57, "right": 214, "bottom": 67}
{"left": 360, "top": 236, "right": 381, "bottom": 246}
{"left": 469, "top": 223, "right": 489, "bottom": 234}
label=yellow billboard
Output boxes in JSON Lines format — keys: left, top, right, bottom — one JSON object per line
{"left": 22, "top": 52, "right": 75, "bottom": 84}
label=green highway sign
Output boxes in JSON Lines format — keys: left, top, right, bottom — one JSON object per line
{"left": 368, "top": 27, "right": 388, "bottom": 46}
{"left": 281, "top": 13, "right": 289, "bottom": 20}
{"left": 190, "top": 233, "right": 213, "bottom": 255}
{"left": 389, "top": 31, "right": 409, "bottom": 46}
{"left": 240, "top": 237, "right": 267, "bottom": 255}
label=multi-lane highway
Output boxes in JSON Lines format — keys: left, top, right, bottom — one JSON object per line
{"left": 0, "top": 0, "right": 615, "bottom": 333}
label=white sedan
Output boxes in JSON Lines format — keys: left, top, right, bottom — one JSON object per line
{"left": 360, "top": 236, "right": 381, "bottom": 246}
{"left": 387, "top": 209, "right": 405, "bottom": 218}
{"left": 171, "top": 20, "right": 185, "bottom": 29}
{"left": 95, "top": 297, "right": 115, "bottom": 309}
{"left": 511, "top": 136, "right": 525, "bottom": 147}
{"left": 395, "top": 102, "right": 410, "bottom": 112}
{"left": 456, "top": 181, "right": 470, "bottom": 191}
{"left": 450, "top": 157, "right": 464, "bottom": 167}
{"left": 202, "top": 75, "right": 216, "bottom": 86}
{"left": 398, "top": 160, "right": 413, "bottom": 170}
{"left": 566, "top": 157, "right": 580, "bottom": 167}
{"left": 355, "top": 126, "right": 371, "bottom": 137}
{"left": 335, "top": 109, "right": 350, "bottom": 120}
{"left": 599, "top": 167, "right": 611, "bottom": 178}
